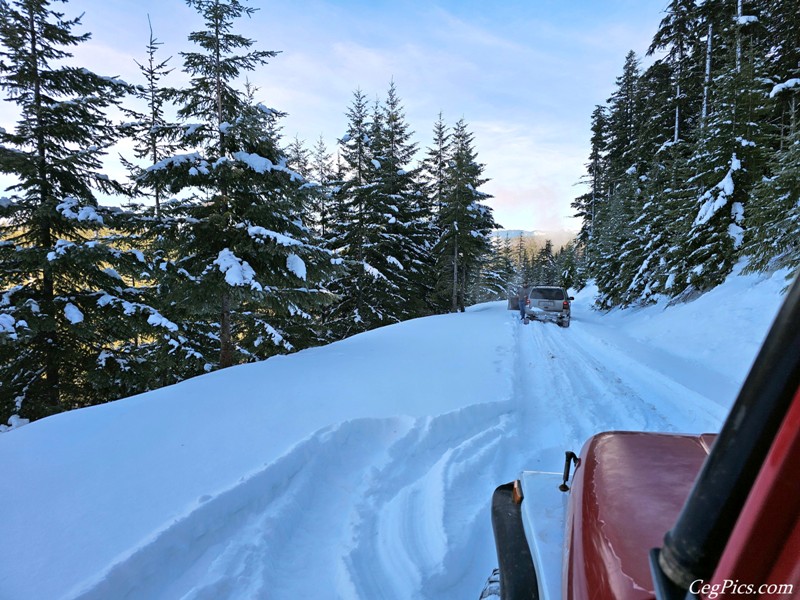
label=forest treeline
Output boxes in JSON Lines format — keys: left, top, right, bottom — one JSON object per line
{"left": 1, "top": 0, "right": 798, "bottom": 425}
{"left": 573, "top": 0, "right": 799, "bottom": 308}
{"left": 0, "top": 0, "right": 506, "bottom": 423}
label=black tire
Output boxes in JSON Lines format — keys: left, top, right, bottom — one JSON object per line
{"left": 478, "top": 568, "right": 501, "bottom": 599}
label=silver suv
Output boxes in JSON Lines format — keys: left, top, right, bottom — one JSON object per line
{"left": 525, "top": 286, "right": 572, "bottom": 327}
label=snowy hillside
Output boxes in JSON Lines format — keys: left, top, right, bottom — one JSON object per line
{"left": 0, "top": 265, "right": 792, "bottom": 600}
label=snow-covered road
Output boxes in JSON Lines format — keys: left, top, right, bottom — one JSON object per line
{"left": 0, "top": 268, "right": 788, "bottom": 600}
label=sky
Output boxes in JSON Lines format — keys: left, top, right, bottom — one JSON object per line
{"left": 0, "top": 0, "right": 670, "bottom": 232}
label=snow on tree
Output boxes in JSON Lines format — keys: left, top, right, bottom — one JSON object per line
{"left": 141, "top": 0, "right": 335, "bottom": 369}
{"left": 433, "top": 118, "right": 498, "bottom": 312}
{"left": 0, "top": 0, "right": 172, "bottom": 421}
{"left": 673, "top": 1, "right": 768, "bottom": 295}
{"left": 327, "top": 83, "right": 431, "bottom": 333}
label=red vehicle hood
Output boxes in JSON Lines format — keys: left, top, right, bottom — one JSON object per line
{"left": 564, "top": 431, "right": 716, "bottom": 600}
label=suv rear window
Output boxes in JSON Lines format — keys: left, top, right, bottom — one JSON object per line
{"left": 530, "top": 288, "right": 564, "bottom": 300}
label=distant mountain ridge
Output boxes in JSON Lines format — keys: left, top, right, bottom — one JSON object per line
{"left": 491, "top": 229, "right": 576, "bottom": 250}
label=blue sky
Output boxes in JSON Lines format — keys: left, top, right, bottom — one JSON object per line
{"left": 1, "top": 0, "right": 670, "bottom": 232}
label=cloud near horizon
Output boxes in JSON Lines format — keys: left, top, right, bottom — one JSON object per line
{"left": 0, "top": 0, "right": 668, "bottom": 232}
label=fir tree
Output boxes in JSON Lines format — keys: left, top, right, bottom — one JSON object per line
{"left": 0, "top": 0, "right": 171, "bottom": 421}
{"left": 327, "top": 89, "right": 377, "bottom": 335}
{"left": 572, "top": 105, "right": 608, "bottom": 259}
{"left": 307, "top": 135, "right": 334, "bottom": 238}
{"left": 674, "top": 0, "right": 769, "bottom": 294}
{"left": 433, "top": 118, "right": 498, "bottom": 312}
{"left": 121, "top": 17, "right": 183, "bottom": 218}
{"left": 143, "top": 0, "right": 334, "bottom": 369}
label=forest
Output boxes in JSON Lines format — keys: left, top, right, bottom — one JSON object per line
{"left": 572, "top": 0, "right": 799, "bottom": 308}
{"left": 1, "top": 0, "right": 798, "bottom": 425}
{"left": 0, "top": 0, "right": 507, "bottom": 423}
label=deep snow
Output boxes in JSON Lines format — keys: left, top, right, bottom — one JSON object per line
{"left": 0, "top": 264, "right": 793, "bottom": 600}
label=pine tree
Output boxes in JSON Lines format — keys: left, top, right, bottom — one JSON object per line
{"left": 673, "top": 0, "right": 769, "bottom": 294}
{"left": 121, "top": 17, "right": 183, "bottom": 218}
{"left": 572, "top": 105, "right": 608, "bottom": 260}
{"left": 0, "top": 0, "right": 174, "bottom": 421}
{"left": 421, "top": 112, "right": 451, "bottom": 216}
{"left": 617, "top": 59, "right": 681, "bottom": 305}
{"left": 472, "top": 236, "right": 515, "bottom": 303}
{"left": 327, "top": 89, "right": 379, "bottom": 335}
{"left": 305, "top": 135, "right": 334, "bottom": 238}
{"left": 373, "top": 81, "right": 432, "bottom": 319}
{"left": 328, "top": 83, "right": 432, "bottom": 332}
{"left": 142, "top": 0, "right": 334, "bottom": 369}
{"left": 648, "top": 0, "right": 703, "bottom": 144}
{"left": 433, "top": 118, "right": 498, "bottom": 312}
{"left": 744, "top": 128, "right": 800, "bottom": 273}
{"left": 592, "top": 51, "right": 642, "bottom": 307}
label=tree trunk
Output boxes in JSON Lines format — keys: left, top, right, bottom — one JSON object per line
{"left": 735, "top": 0, "right": 742, "bottom": 73}
{"left": 28, "top": 5, "right": 60, "bottom": 414}
{"left": 702, "top": 22, "right": 713, "bottom": 128}
{"left": 219, "top": 290, "right": 234, "bottom": 368}
{"left": 451, "top": 233, "right": 459, "bottom": 313}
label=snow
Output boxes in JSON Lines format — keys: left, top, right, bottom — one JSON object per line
{"left": 247, "top": 226, "right": 303, "bottom": 247}
{"left": 0, "top": 313, "right": 17, "bottom": 337}
{"left": 63, "top": 303, "right": 84, "bottom": 324}
{"left": 0, "top": 414, "right": 30, "bottom": 433}
{"left": 0, "top": 266, "right": 791, "bottom": 600}
{"left": 234, "top": 150, "right": 274, "bottom": 173}
{"left": 147, "top": 152, "right": 202, "bottom": 172}
{"left": 56, "top": 197, "right": 104, "bottom": 225}
{"left": 769, "top": 78, "right": 800, "bottom": 98}
{"left": 286, "top": 253, "right": 307, "bottom": 280}
{"left": 213, "top": 248, "right": 262, "bottom": 291}
{"left": 694, "top": 153, "right": 740, "bottom": 227}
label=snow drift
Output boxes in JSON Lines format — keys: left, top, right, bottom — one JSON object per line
{"left": 0, "top": 265, "right": 792, "bottom": 599}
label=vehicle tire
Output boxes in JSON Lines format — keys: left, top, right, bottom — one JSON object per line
{"left": 560, "top": 318, "right": 570, "bottom": 328}
{"left": 478, "top": 568, "right": 501, "bottom": 599}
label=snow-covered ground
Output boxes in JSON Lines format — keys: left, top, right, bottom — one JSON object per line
{"left": 0, "top": 265, "right": 793, "bottom": 600}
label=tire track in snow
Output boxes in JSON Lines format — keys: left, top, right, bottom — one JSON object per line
{"left": 511, "top": 315, "right": 726, "bottom": 472}
{"left": 72, "top": 418, "right": 416, "bottom": 600}
{"left": 343, "top": 402, "right": 515, "bottom": 600}
{"left": 71, "top": 303, "right": 729, "bottom": 600}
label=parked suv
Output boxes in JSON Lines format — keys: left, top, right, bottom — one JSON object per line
{"left": 525, "top": 286, "right": 572, "bottom": 327}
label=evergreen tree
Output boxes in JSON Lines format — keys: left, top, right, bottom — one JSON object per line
{"left": 592, "top": 51, "right": 642, "bottom": 307}
{"left": 472, "top": 236, "right": 515, "bottom": 303}
{"left": 327, "top": 89, "right": 380, "bottom": 335}
{"left": 617, "top": 59, "right": 680, "bottom": 305}
{"left": 307, "top": 135, "right": 334, "bottom": 238}
{"left": 143, "top": 0, "right": 334, "bottom": 369}
{"left": 648, "top": 0, "right": 703, "bottom": 144}
{"left": 575, "top": 0, "right": 797, "bottom": 307}
{"left": 121, "top": 17, "right": 183, "bottom": 218}
{"left": 0, "top": 0, "right": 170, "bottom": 421}
{"left": 744, "top": 128, "right": 800, "bottom": 274}
{"left": 673, "top": 0, "right": 769, "bottom": 294}
{"left": 572, "top": 105, "right": 608, "bottom": 259}
{"left": 374, "top": 81, "right": 433, "bottom": 318}
{"left": 420, "top": 112, "right": 451, "bottom": 216}
{"left": 328, "top": 83, "right": 431, "bottom": 332}
{"left": 433, "top": 118, "right": 498, "bottom": 312}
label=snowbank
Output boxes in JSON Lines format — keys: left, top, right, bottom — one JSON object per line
{"left": 0, "top": 265, "right": 791, "bottom": 599}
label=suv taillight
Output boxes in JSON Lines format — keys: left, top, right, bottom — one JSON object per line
{"left": 563, "top": 300, "right": 569, "bottom": 309}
